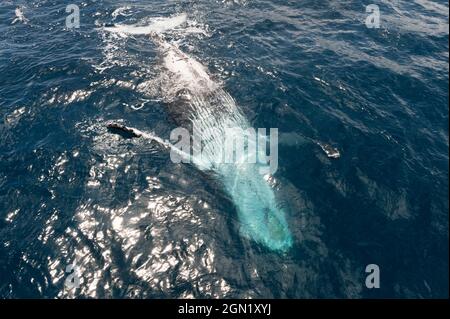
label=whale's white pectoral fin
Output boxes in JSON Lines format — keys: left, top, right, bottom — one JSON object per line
{"left": 106, "top": 122, "right": 213, "bottom": 171}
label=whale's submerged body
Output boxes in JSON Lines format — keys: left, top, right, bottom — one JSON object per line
{"left": 105, "top": 14, "right": 293, "bottom": 251}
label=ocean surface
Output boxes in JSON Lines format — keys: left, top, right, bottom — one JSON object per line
{"left": 0, "top": 0, "right": 448, "bottom": 298}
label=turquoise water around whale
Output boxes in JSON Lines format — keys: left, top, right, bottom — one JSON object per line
{"left": 0, "top": 0, "right": 448, "bottom": 298}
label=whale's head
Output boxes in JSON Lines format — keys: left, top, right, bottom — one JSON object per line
{"left": 240, "top": 198, "right": 293, "bottom": 252}
{"left": 221, "top": 164, "right": 293, "bottom": 252}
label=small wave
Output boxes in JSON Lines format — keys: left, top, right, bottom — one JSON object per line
{"left": 111, "top": 6, "right": 132, "bottom": 20}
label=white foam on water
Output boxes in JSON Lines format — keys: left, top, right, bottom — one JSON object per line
{"left": 12, "top": 6, "right": 28, "bottom": 24}
{"left": 104, "top": 13, "right": 188, "bottom": 35}
{"left": 112, "top": 6, "right": 132, "bottom": 19}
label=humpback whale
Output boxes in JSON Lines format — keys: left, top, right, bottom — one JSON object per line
{"left": 104, "top": 14, "right": 293, "bottom": 251}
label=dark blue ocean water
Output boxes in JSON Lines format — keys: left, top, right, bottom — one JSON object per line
{"left": 0, "top": 0, "right": 448, "bottom": 298}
